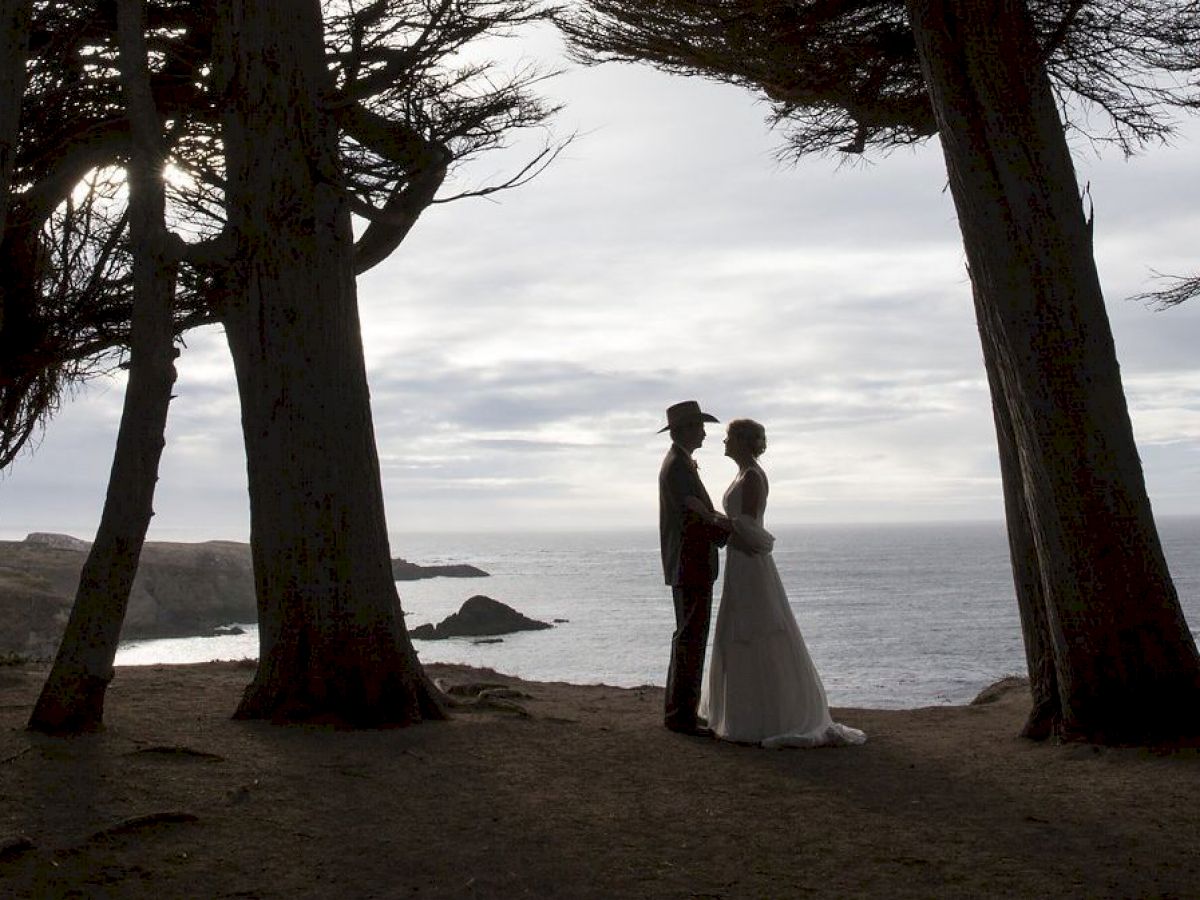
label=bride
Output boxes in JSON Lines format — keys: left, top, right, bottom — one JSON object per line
{"left": 690, "top": 419, "right": 866, "bottom": 749}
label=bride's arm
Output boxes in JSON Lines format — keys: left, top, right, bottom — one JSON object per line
{"left": 739, "top": 469, "right": 765, "bottom": 520}
{"left": 683, "top": 496, "right": 732, "bottom": 533}
{"left": 728, "top": 470, "right": 773, "bottom": 554}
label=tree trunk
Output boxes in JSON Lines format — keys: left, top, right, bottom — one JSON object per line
{"left": 974, "top": 284, "right": 1058, "bottom": 739}
{"left": 0, "top": 0, "right": 33, "bottom": 329}
{"left": 906, "top": 0, "right": 1200, "bottom": 743}
{"left": 215, "top": 0, "right": 442, "bottom": 726}
{"left": 29, "top": 0, "right": 178, "bottom": 733}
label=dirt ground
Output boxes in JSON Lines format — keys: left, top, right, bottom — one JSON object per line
{"left": 2, "top": 660, "right": 1199, "bottom": 899}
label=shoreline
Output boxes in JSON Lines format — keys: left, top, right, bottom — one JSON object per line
{"left": 105, "top": 633, "right": 1032, "bottom": 710}
{"left": 11, "top": 655, "right": 1029, "bottom": 721}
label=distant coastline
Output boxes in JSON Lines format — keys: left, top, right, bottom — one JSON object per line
{"left": 0, "top": 533, "right": 489, "bottom": 658}
{"left": 8, "top": 513, "right": 1200, "bottom": 546}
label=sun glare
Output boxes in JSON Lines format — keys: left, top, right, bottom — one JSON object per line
{"left": 163, "top": 162, "right": 197, "bottom": 191}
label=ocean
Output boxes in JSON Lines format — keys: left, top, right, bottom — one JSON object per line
{"left": 114, "top": 517, "right": 1200, "bottom": 709}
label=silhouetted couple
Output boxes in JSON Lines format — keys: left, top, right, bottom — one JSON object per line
{"left": 657, "top": 400, "right": 865, "bottom": 748}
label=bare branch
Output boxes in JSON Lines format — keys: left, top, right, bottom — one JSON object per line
{"left": 432, "top": 133, "right": 571, "bottom": 203}
{"left": 1131, "top": 271, "right": 1200, "bottom": 310}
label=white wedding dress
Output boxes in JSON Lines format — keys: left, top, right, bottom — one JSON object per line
{"left": 701, "top": 466, "right": 866, "bottom": 749}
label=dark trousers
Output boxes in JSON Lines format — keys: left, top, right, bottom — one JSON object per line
{"left": 664, "top": 582, "right": 713, "bottom": 729}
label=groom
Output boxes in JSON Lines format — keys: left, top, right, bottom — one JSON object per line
{"left": 658, "top": 400, "right": 730, "bottom": 736}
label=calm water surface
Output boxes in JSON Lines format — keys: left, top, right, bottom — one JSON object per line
{"left": 115, "top": 517, "right": 1200, "bottom": 709}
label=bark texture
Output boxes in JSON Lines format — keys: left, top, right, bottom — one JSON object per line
{"left": 29, "top": 0, "right": 178, "bottom": 733}
{"left": 0, "top": 0, "right": 31, "bottom": 240}
{"left": 0, "top": 0, "right": 32, "bottom": 354}
{"left": 975, "top": 284, "right": 1058, "bottom": 739}
{"left": 907, "top": 0, "right": 1200, "bottom": 742}
{"left": 215, "top": 0, "right": 441, "bottom": 726}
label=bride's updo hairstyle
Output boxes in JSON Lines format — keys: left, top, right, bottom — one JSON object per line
{"left": 728, "top": 418, "right": 767, "bottom": 459}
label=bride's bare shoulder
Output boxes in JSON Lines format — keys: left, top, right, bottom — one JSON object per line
{"left": 743, "top": 465, "right": 768, "bottom": 488}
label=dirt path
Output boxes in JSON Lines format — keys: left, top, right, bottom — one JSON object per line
{"left": 2, "top": 661, "right": 1198, "bottom": 898}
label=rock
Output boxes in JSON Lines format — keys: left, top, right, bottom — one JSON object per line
{"left": 124, "top": 541, "right": 258, "bottom": 640}
{"left": 970, "top": 675, "right": 1029, "bottom": 705}
{"left": 24, "top": 532, "right": 90, "bottom": 551}
{"left": 472, "top": 638, "right": 503, "bottom": 645}
{"left": 0, "top": 535, "right": 256, "bottom": 653}
{"left": 0, "top": 535, "right": 491, "bottom": 655}
{"left": 409, "top": 595, "right": 552, "bottom": 640}
{"left": 0, "top": 567, "right": 69, "bottom": 658}
{"left": 391, "top": 558, "right": 488, "bottom": 580}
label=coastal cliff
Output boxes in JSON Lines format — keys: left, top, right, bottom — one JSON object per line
{"left": 0, "top": 534, "right": 487, "bottom": 657}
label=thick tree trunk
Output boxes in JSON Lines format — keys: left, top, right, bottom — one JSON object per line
{"left": 0, "top": 0, "right": 30, "bottom": 237}
{"left": 907, "top": 0, "right": 1200, "bottom": 743}
{"left": 974, "top": 284, "right": 1058, "bottom": 739}
{"left": 215, "top": 0, "right": 442, "bottom": 726}
{"left": 0, "top": 0, "right": 32, "bottom": 341}
{"left": 29, "top": 0, "right": 177, "bottom": 733}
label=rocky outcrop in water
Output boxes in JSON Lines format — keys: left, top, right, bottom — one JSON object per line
{"left": 409, "top": 595, "right": 552, "bottom": 640}
{"left": 391, "top": 558, "right": 488, "bottom": 580}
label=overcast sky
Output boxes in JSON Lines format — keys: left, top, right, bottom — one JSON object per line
{"left": 2, "top": 30, "right": 1198, "bottom": 541}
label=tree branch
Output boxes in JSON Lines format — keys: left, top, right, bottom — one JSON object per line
{"left": 1132, "top": 271, "right": 1200, "bottom": 310}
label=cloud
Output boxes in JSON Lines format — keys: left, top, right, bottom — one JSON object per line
{"left": 3, "top": 42, "right": 1198, "bottom": 540}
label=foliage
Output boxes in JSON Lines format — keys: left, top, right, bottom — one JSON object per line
{"left": 1, "top": 0, "right": 563, "bottom": 466}
{"left": 557, "top": 1, "right": 1200, "bottom": 158}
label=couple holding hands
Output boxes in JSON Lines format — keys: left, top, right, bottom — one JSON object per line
{"left": 658, "top": 401, "right": 866, "bottom": 749}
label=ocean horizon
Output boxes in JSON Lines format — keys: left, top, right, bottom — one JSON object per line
{"left": 112, "top": 516, "right": 1200, "bottom": 710}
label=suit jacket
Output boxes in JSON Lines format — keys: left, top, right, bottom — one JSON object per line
{"left": 659, "top": 444, "right": 728, "bottom": 586}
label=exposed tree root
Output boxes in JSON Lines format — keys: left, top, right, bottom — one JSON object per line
{"left": 125, "top": 745, "right": 225, "bottom": 761}
{"left": 434, "top": 679, "right": 533, "bottom": 717}
{"left": 0, "top": 834, "right": 34, "bottom": 861}
{"left": 87, "top": 811, "right": 199, "bottom": 842}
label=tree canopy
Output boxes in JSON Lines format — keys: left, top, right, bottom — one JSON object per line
{"left": 1, "top": 0, "right": 563, "bottom": 467}
{"left": 558, "top": 1, "right": 1199, "bottom": 158}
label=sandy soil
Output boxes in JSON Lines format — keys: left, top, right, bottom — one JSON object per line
{"left": 2, "top": 660, "right": 1199, "bottom": 899}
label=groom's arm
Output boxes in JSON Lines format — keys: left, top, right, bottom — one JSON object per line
{"left": 680, "top": 496, "right": 731, "bottom": 547}
{"left": 700, "top": 510, "right": 731, "bottom": 547}
{"left": 668, "top": 461, "right": 729, "bottom": 547}
{"left": 703, "top": 516, "right": 731, "bottom": 548}
{"left": 681, "top": 507, "right": 729, "bottom": 551}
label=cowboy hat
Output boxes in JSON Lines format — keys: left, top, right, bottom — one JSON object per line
{"left": 658, "top": 400, "right": 719, "bottom": 433}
